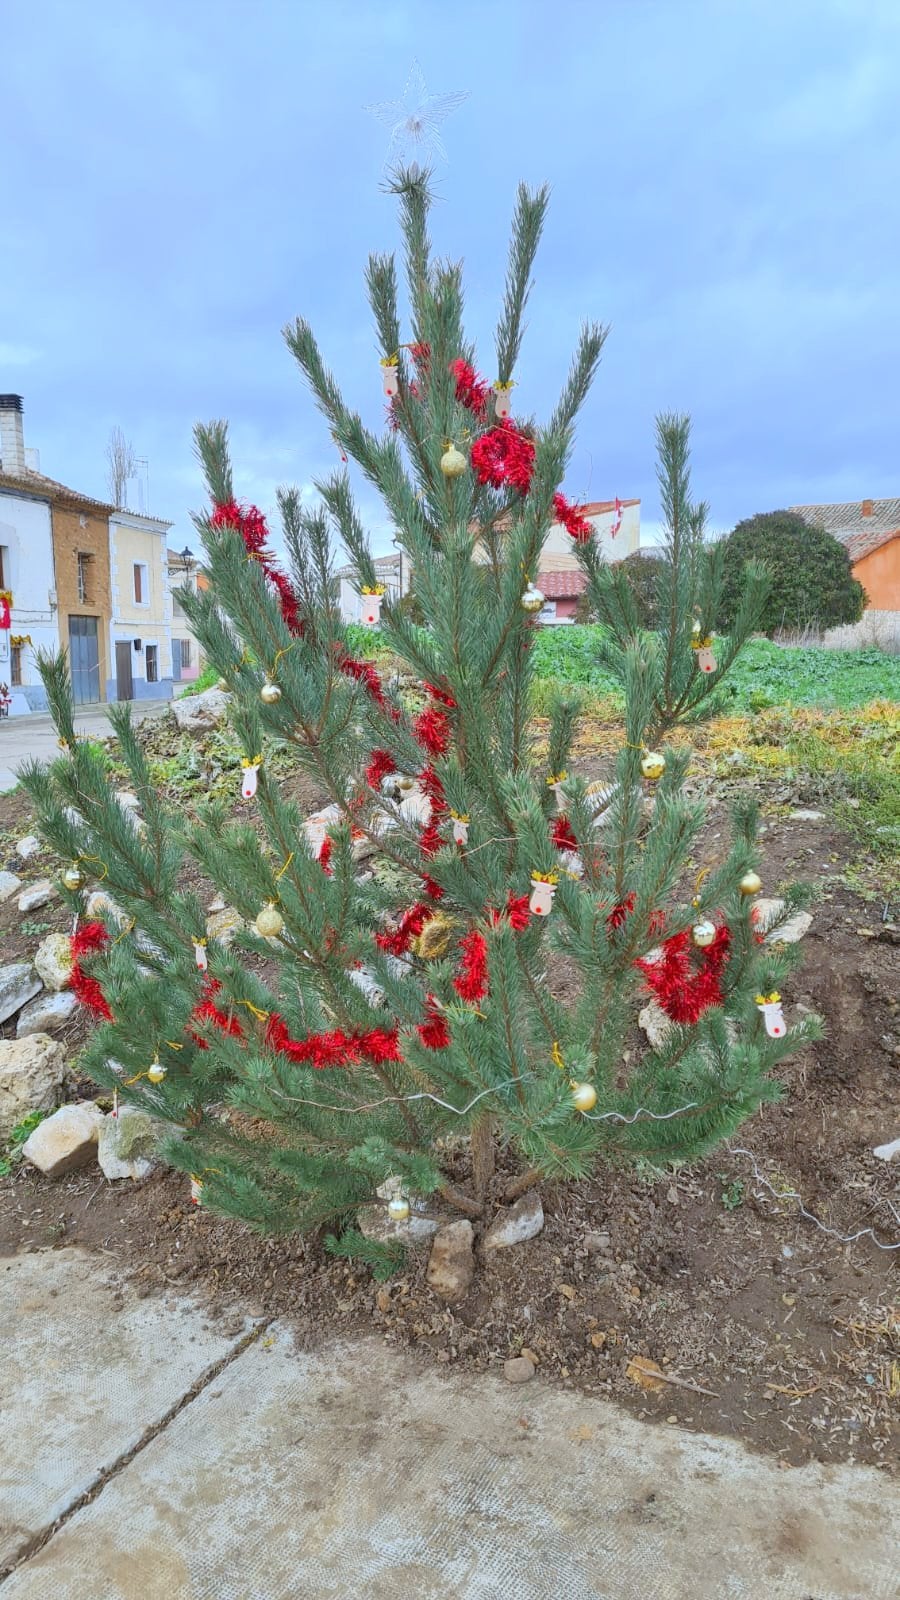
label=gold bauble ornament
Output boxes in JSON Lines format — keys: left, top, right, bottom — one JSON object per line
{"left": 739, "top": 871, "right": 762, "bottom": 897}
{"left": 147, "top": 1059, "right": 167, "bottom": 1084}
{"left": 570, "top": 1081, "right": 598, "bottom": 1113}
{"left": 640, "top": 751, "right": 666, "bottom": 781}
{"left": 255, "top": 902, "right": 284, "bottom": 938}
{"left": 387, "top": 1197, "right": 410, "bottom": 1223}
{"left": 260, "top": 680, "right": 282, "bottom": 705}
{"left": 440, "top": 444, "right": 467, "bottom": 478}
{"left": 691, "top": 920, "right": 717, "bottom": 949}
{"left": 521, "top": 582, "right": 545, "bottom": 613}
{"left": 63, "top": 863, "right": 86, "bottom": 891}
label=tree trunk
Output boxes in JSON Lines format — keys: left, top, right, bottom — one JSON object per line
{"left": 503, "top": 1165, "right": 542, "bottom": 1204}
{"left": 471, "top": 1116, "right": 495, "bottom": 1205}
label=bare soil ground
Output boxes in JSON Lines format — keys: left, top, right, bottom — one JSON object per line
{"left": 0, "top": 716, "right": 897, "bottom": 1473}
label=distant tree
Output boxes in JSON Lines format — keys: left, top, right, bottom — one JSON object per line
{"left": 105, "top": 426, "right": 136, "bottom": 509}
{"left": 718, "top": 511, "right": 866, "bottom": 635}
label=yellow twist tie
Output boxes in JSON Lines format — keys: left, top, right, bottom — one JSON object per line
{"left": 551, "top": 1041, "right": 566, "bottom": 1073}
{"left": 274, "top": 851, "right": 295, "bottom": 882}
{"left": 236, "top": 999, "right": 270, "bottom": 1022}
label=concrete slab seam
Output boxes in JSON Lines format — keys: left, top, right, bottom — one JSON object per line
{"left": 0, "top": 1318, "right": 272, "bottom": 1585}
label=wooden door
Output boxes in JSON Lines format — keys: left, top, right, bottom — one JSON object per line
{"left": 115, "top": 639, "right": 134, "bottom": 701}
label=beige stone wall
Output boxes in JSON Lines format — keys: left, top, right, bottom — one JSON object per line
{"left": 52, "top": 504, "right": 112, "bottom": 700}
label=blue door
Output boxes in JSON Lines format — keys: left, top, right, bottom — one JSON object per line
{"left": 69, "top": 616, "right": 101, "bottom": 705}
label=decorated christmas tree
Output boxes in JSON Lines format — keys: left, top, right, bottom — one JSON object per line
{"left": 23, "top": 169, "right": 820, "bottom": 1266}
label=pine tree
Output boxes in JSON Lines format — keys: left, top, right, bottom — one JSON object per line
{"left": 22, "top": 169, "right": 820, "bottom": 1263}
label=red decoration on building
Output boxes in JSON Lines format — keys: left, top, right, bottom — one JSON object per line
{"left": 636, "top": 926, "right": 731, "bottom": 1025}
{"left": 0, "top": 592, "right": 12, "bottom": 630}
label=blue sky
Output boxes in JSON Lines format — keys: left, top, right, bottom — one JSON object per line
{"left": 3, "top": 0, "right": 898, "bottom": 553}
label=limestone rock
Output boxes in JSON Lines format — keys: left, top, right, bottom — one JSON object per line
{"left": 16, "top": 991, "right": 78, "bottom": 1038}
{"left": 85, "top": 889, "right": 130, "bottom": 928}
{"left": 205, "top": 906, "right": 245, "bottom": 947}
{"left": 21, "top": 1101, "right": 104, "bottom": 1176}
{"left": 34, "top": 933, "right": 74, "bottom": 992}
{"left": 358, "top": 1176, "right": 440, "bottom": 1244}
{"left": 753, "top": 898, "right": 813, "bottom": 945}
{"left": 481, "top": 1190, "right": 544, "bottom": 1253}
{"left": 873, "top": 1136, "right": 900, "bottom": 1163}
{"left": 17, "top": 880, "right": 56, "bottom": 914}
{"left": 15, "top": 835, "right": 41, "bottom": 862}
{"left": 789, "top": 809, "right": 825, "bottom": 821}
{"left": 584, "top": 1230, "right": 612, "bottom": 1254}
{"left": 0, "top": 1034, "right": 67, "bottom": 1137}
{"left": 171, "top": 687, "right": 230, "bottom": 732}
{"left": 639, "top": 1000, "right": 673, "bottom": 1050}
{"left": 348, "top": 967, "right": 385, "bottom": 1007}
{"left": 426, "top": 1220, "right": 475, "bottom": 1302}
{"left": 0, "top": 870, "right": 23, "bottom": 902}
{"left": 503, "top": 1355, "right": 536, "bottom": 1384}
{"left": 98, "top": 1106, "right": 159, "bottom": 1180}
{"left": 114, "top": 790, "right": 141, "bottom": 812}
{"left": 0, "top": 962, "right": 43, "bottom": 1026}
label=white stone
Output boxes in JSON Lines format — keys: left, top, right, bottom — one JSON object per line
{"left": 15, "top": 834, "right": 41, "bottom": 861}
{"left": 348, "top": 967, "right": 385, "bottom": 1007}
{"left": 85, "top": 889, "right": 130, "bottom": 928}
{"left": 0, "top": 962, "right": 43, "bottom": 1026}
{"left": 16, "top": 991, "right": 78, "bottom": 1038}
{"left": 481, "top": 1190, "right": 544, "bottom": 1252}
{"left": 873, "top": 1136, "right": 900, "bottom": 1163}
{"left": 34, "top": 933, "right": 74, "bottom": 992}
{"left": 21, "top": 1102, "right": 104, "bottom": 1177}
{"left": 206, "top": 906, "right": 245, "bottom": 947}
{"left": 17, "top": 880, "right": 57, "bottom": 914}
{"left": 358, "top": 1176, "right": 440, "bottom": 1244}
{"left": 0, "top": 870, "right": 23, "bottom": 902}
{"left": 171, "top": 687, "right": 230, "bottom": 732}
{"left": 789, "top": 809, "right": 825, "bottom": 821}
{"left": 639, "top": 1000, "right": 673, "bottom": 1050}
{"left": 114, "top": 790, "right": 141, "bottom": 812}
{"left": 754, "top": 898, "right": 813, "bottom": 945}
{"left": 0, "top": 1033, "right": 67, "bottom": 1137}
{"left": 97, "top": 1106, "right": 159, "bottom": 1181}
{"left": 63, "top": 805, "right": 85, "bottom": 827}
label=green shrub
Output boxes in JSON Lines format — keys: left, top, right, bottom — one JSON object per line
{"left": 717, "top": 511, "right": 865, "bottom": 635}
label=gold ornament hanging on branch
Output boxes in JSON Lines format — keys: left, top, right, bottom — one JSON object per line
{"left": 440, "top": 443, "right": 467, "bottom": 478}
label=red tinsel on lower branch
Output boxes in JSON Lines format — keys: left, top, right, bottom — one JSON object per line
{"left": 190, "top": 977, "right": 245, "bottom": 1048}
{"left": 417, "top": 996, "right": 450, "bottom": 1050}
{"left": 265, "top": 1015, "right": 401, "bottom": 1069}
{"left": 453, "top": 929, "right": 489, "bottom": 1003}
{"left": 318, "top": 836, "right": 333, "bottom": 875}
{"left": 636, "top": 925, "right": 731, "bottom": 1025}
{"left": 70, "top": 921, "right": 112, "bottom": 1019}
{"left": 365, "top": 748, "right": 396, "bottom": 790}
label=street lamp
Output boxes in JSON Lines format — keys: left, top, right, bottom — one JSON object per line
{"left": 178, "top": 546, "right": 194, "bottom": 572}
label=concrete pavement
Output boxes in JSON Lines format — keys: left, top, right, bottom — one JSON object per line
{"left": 0, "top": 701, "right": 171, "bottom": 793}
{"left": 0, "top": 1247, "right": 896, "bottom": 1599}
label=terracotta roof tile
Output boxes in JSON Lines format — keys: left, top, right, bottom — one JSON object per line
{"left": 844, "top": 526, "right": 899, "bottom": 563}
{"left": 790, "top": 498, "right": 900, "bottom": 541}
{"left": 0, "top": 466, "right": 113, "bottom": 513}
{"left": 537, "top": 569, "right": 587, "bottom": 598}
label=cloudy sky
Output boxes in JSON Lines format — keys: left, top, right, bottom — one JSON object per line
{"left": 2, "top": 0, "right": 898, "bottom": 553}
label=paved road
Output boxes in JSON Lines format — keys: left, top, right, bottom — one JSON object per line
{"left": 0, "top": 701, "right": 171, "bottom": 794}
{"left": 0, "top": 1248, "right": 895, "bottom": 1599}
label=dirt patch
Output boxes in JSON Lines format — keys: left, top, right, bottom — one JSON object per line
{"left": 0, "top": 739, "right": 897, "bottom": 1473}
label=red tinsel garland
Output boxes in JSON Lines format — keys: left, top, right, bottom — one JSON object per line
{"left": 375, "top": 900, "right": 433, "bottom": 956}
{"left": 265, "top": 1014, "right": 401, "bottom": 1069}
{"left": 468, "top": 421, "right": 591, "bottom": 543}
{"left": 211, "top": 500, "right": 303, "bottom": 635}
{"left": 70, "top": 921, "right": 112, "bottom": 1019}
{"left": 365, "top": 748, "right": 396, "bottom": 790}
{"left": 488, "top": 893, "right": 532, "bottom": 932}
{"left": 418, "top": 996, "right": 451, "bottom": 1050}
{"left": 453, "top": 929, "right": 489, "bottom": 1003}
{"left": 414, "top": 706, "right": 451, "bottom": 756}
{"left": 318, "top": 836, "right": 333, "bottom": 875}
{"left": 190, "top": 977, "right": 245, "bottom": 1048}
{"left": 636, "top": 925, "right": 731, "bottom": 1025}
{"left": 552, "top": 815, "right": 579, "bottom": 852}
{"left": 449, "top": 357, "right": 490, "bottom": 420}
{"left": 425, "top": 682, "right": 456, "bottom": 709}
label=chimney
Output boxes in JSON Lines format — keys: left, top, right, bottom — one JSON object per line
{"left": 861, "top": 498, "right": 873, "bottom": 518}
{"left": 0, "top": 395, "right": 26, "bottom": 477}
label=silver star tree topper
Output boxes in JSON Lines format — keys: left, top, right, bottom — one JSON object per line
{"left": 365, "top": 59, "right": 469, "bottom": 165}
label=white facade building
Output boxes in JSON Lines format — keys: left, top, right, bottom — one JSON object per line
{"left": 0, "top": 484, "right": 57, "bottom": 713}
{"left": 107, "top": 511, "right": 175, "bottom": 702}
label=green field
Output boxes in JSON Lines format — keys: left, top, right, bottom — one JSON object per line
{"left": 184, "top": 625, "right": 900, "bottom": 713}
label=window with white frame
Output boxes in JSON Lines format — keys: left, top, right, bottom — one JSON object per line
{"left": 145, "top": 643, "right": 159, "bottom": 683}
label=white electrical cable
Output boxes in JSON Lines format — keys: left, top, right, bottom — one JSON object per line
{"left": 728, "top": 1145, "right": 900, "bottom": 1253}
